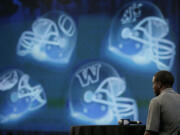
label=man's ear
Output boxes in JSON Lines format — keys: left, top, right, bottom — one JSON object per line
{"left": 158, "top": 82, "right": 162, "bottom": 89}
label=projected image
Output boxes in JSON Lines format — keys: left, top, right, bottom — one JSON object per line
{"left": 108, "top": 1, "right": 175, "bottom": 70}
{"left": 0, "top": 69, "right": 47, "bottom": 123}
{"left": 69, "top": 61, "right": 138, "bottom": 124}
{"left": 17, "top": 11, "right": 77, "bottom": 65}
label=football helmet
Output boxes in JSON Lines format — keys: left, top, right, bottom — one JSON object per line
{"left": 69, "top": 61, "right": 138, "bottom": 124}
{"left": 0, "top": 69, "right": 46, "bottom": 123}
{"left": 108, "top": 1, "right": 175, "bottom": 70}
{"left": 17, "top": 11, "right": 77, "bottom": 65}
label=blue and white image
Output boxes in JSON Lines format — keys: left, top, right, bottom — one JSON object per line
{"left": 17, "top": 11, "right": 77, "bottom": 65}
{"left": 0, "top": 69, "right": 47, "bottom": 123}
{"left": 108, "top": 1, "right": 175, "bottom": 70}
{"left": 69, "top": 61, "right": 138, "bottom": 124}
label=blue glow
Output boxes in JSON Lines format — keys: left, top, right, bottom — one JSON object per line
{"left": 13, "top": 0, "right": 21, "bottom": 6}
{"left": 108, "top": 1, "right": 175, "bottom": 71}
{"left": 16, "top": 11, "right": 77, "bottom": 65}
{"left": 0, "top": 69, "right": 47, "bottom": 123}
{"left": 69, "top": 61, "right": 138, "bottom": 124}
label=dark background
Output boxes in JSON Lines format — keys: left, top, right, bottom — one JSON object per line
{"left": 0, "top": 0, "right": 179, "bottom": 134}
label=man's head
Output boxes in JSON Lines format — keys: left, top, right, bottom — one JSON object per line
{"left": 152, "top": 71, "right": 174, "bottom": 96}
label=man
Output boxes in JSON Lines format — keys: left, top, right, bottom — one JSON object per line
{"left": 144, "top": 71, "right": 180, "bottom": 135}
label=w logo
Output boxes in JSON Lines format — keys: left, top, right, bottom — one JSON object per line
{"left": 76, "top": 64, "right": 101, "bottom": 87}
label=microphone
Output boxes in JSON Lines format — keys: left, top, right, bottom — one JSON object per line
{"left": 118, "top": 119, "right": 142, "bottom": 125}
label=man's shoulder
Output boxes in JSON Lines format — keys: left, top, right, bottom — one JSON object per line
{"left": 151, "top": 93, "right": 168, "bottom": 103}
{"left": 150, "top": 97, "right": 160, "bottom": 104}
{"left": 160, "top": 89, "right": 180, "bottom": 98}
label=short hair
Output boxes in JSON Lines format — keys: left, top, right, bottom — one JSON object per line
{"left": 154, "top": 70, "right": 174, "bottom": 87}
